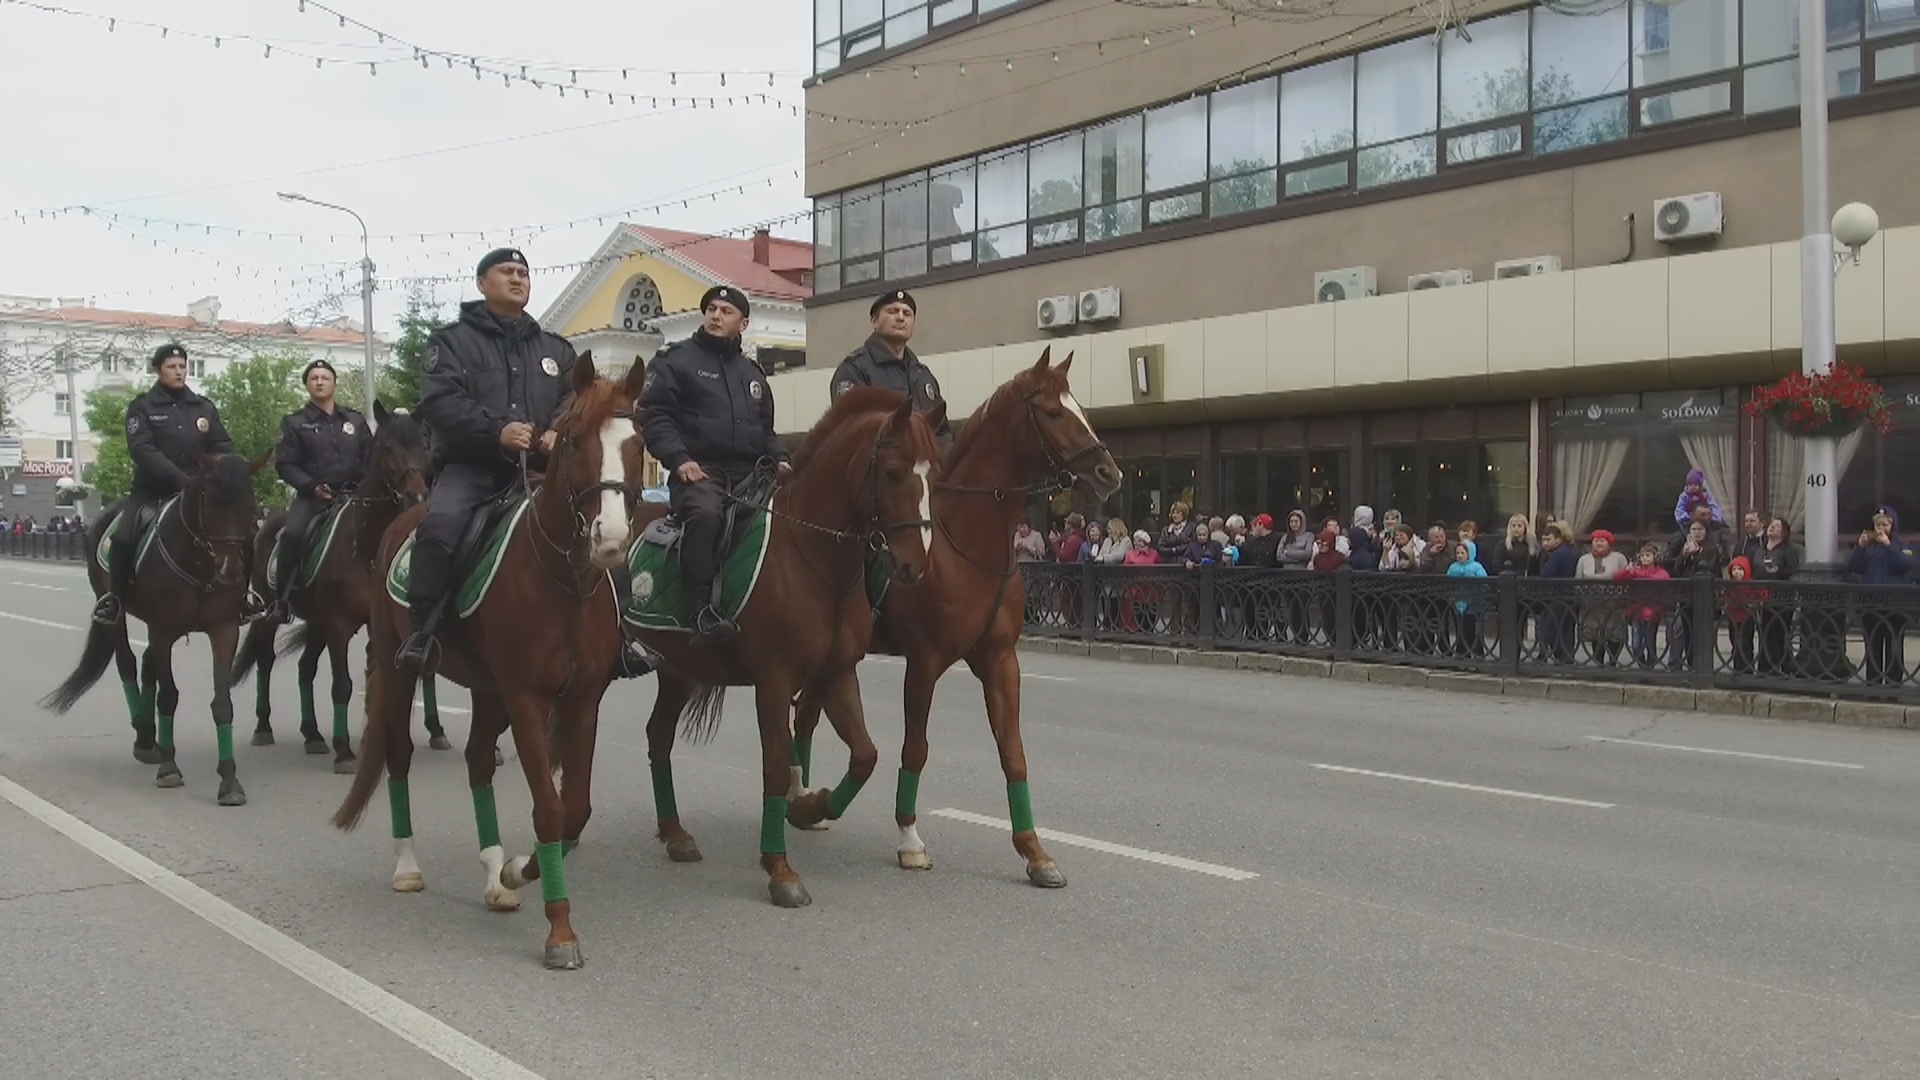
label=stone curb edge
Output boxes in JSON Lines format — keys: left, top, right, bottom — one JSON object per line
{"left": 1017, "top": 636, "right": 1914, "bottom": 731}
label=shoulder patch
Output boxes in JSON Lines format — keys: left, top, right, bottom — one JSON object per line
{"left": 423, "top": 343, "right": 440, "bottom": 372}
{"left": 834, "top": 380, "right": 855, "bottom": 397}
{"left": 126, "top": 414, "right": 140, "bottom": 435}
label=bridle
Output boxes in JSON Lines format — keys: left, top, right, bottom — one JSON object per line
{"left": 157, "top": 477, "right": 255, "bottom": 595}
{"left": 725, "top": 415, "right": 934, "bottom": 560}
{"left": 934, "top": 382, "right": 1110, "bottom": 502}
{"left": 523, "top": 409, "right": 642, "bottom": 595}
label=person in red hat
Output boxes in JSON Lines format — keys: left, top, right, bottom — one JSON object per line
{"left": 1237, "top": 512, "right": 1279, "bottom": 568}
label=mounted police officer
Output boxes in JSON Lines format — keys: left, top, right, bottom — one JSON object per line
{"left": 831, "top": 288, "right": 953, "bottom": 448}
{"left": 264, "top": 359, "right": 371, "bottom": 624}
{"left": 398, "top": 247, "right": 650, "bottom": 679}
{"left": 639, "top": 285, "right": 790, "bottom": 646}
{"left": 92, "top": 343, "right": 252, "bottom": 625}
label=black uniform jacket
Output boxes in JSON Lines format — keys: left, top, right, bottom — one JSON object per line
{"left": 125, "top": 383, "right": 233, "bottom": 495}
{"left": 418, "top": 300, "right": 576, "bottom": 471}
{"left": 639, "top": 329, "right": 786, "bottom": 475}
{"left": 275, "top": 402, "right": 372, "bottom": 497}
{"left": 831, "top": 335, "right": 953, "bottom": 445}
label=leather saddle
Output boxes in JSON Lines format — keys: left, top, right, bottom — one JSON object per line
{"left": 449, "top": 485, "right": 527, "bottom": 597}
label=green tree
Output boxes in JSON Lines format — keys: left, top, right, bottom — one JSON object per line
{"left": 80, "top": 385, "right": 141, "bottom": 504}
{"left": 385, "top": 290, "right": 443, "bottom": 410}
{"left": 203, "top": 350, "right": 307, "bottom": 509}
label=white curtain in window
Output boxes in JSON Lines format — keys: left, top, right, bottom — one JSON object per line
{"left": 1553, "top": 438, "right": 1630, "bottom": 534}
{"left": 1678, "top": 430, "right": 1738, "bottom": 525}
{"left": 1768, "top": 426, "right": 1865, "bottom": 531}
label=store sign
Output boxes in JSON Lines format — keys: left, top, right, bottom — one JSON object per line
{"left": 1552, "top": 389, "right": 1733, "bottom": 431}
{"left": 1550, "top": 395, "right": 1640, "bottom": 429}
{"left": 20, "top": 460, "right": 75, "bottom": 478}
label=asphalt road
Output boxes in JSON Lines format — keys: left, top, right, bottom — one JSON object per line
{"left": 2, "top": 557, "right": 1918, "bottom": 1079}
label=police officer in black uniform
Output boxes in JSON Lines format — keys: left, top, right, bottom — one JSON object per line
{"left": 831, "top": 288, "right": 953, "bottom": 448}
{"left": 639, "top": 285, "right": 790, "bottom": 646}
{"left": 398, "top": 247, "right": 650, "bottom": 679}
{"left": 265, "top": 359, "right": 372, "bottom": 623}
{"left": 92, "top": 343, "right": 247, "bottom": 625}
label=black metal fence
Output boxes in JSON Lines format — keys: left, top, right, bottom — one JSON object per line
{"left": 0, "top": 531, "right": 88, "bottom": 562}
{"left": 1020, "top": 562, "right": 1920, "bottom": 703}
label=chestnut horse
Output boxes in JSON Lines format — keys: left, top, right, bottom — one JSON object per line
{"left": 331, "top": 352, "right": 643, "bottom": 971}
{"left": 233, "top": 401, "right": 435, "bottom": 772}
{"left": 636, "top": 387, "right": 941, "bottom": 908}
{"left": 42, "top": 450, "right": 275, "bottom": 805}
{"left": 789, "top": 349, "right": 1120, "bottom": 884}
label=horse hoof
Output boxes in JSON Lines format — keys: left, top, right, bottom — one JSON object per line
{"left": 133, "top": 745, "right": 163, "bottom": 765}
{"left": 768, "top": 880, "right": 812, "bottom": 908}
{"left": 333, "top": 757, "right": 357, "bottom": 776}
{"left": 217, "top": 785, "right": 247, "bottom": 808}
{"left": 154, "top": 770, "right": 184, "bottom": 789}
{"left": 1026, "top": 862, "right": 1067, "bottom": 889}
{"left": 665, "top": 839, "right": 703, "bottom": 863}
{"left": 484, "top": 888, "right": 521, "bottom": 912}
{"left": 543, "top": 941, "right": 585, "bottom": 971}
{"left": 429, "top": 735, "right": 452, "bottom": 751}
{"left": 898, "top": 850, "right": 933, "bottom": 871}
{"left": 494, "top": 747, "right": 505, "bottom": 767}
{"left": 393, "top": 872, "right": 425, "bottom": 893}
{"left": 303, "top": 740, "right": 328, "bottom": 756}
{"left": 250, "top": 730, "right": 275, "bottom": 747}
{"left": 799, "top": 821, "right": 830, "bottom": 832}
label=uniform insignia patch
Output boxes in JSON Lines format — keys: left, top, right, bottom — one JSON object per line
{"left": 195, "top": 417, "right": 210, "bottom": 432}
{"left": 541, "top": 357, "right": 559, "bottom": 376}
{"left": 835, "top": 380, "right": 855, "bottom": 397}
{"left": 924, "top": 382, "right": 936, "bottom": 401}
{"left": 126, "top": 415, "right": 140, "bottom": 435}
{"left": 423, "top": 344, "right": 440, "bottom": 372}
{"left": 642, "top": 371, "right": 657, "bottom": 396}
{"left": 749, "top": 380, "right": 763, "bottom": 400}
{"left": 342, "top": 421, "right": 355, "bottom": 435}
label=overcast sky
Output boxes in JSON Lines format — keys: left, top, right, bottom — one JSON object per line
{"left": 0, "top": 0, "right": 811, "bottom": 331}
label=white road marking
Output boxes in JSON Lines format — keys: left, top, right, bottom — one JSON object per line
{"left": 929, "top": 808, "right": 1259, "bottom": 880}
{"left": 0, "top": 773, "right": 547, "bottom": 1080}
{"left": 860, "top": 654, "right": 1073, "bottom": 681}
{"left": 1309, "top": 764, "right": 1615, "bottom": 809}
{"left": 0, "top": 610, "right": 77, "bottom": 631}
{"left": 1022, "top": 672, "right": 1074, "bottom": 682}
{"left": 8, "top": 580, "right": 65, "bottom": 591}
{"left": 1584, "top": 736, "right": 1865, "bottom": 770}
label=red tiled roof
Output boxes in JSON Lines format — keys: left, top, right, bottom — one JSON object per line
{"left": 623, "top": 225, "right": 813, "bottom": 302}
{"left": 8, "top": 305, "right": 372, "bottom": 345}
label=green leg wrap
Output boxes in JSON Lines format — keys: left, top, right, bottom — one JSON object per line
{"left": 1008, "top": 780, "right": 1036, "bottom": 834}
{"left": 471, "top": 787, "right": 501, "bottom": 850}
{"left": 388, "top": 778, "right": 413, "bottom": 839}
{"left": 760, "top": 797, "right": 787, "bottom": 855}
{"left": 121, "top": 680, "right": 143, "bottom": 728}
{"left": 827, "top": 772, "right": 866, "bottom": 819}
{"left": 299, "top": 681, "right": 317, "bottom": 732}
{"left": 158, "top": 714, "right": 176, "bottom": 751}
{"left": 649, "top": 760, "right": 678, "bottom": 821}
{"left": 331, "top": 702, "right": 349, "bottom": 742}
{"left": 561, "top": 839, "right": 578, "bottom": 856}
{"left": 536, "top": 841, "right": 566, "bottom": 904}
{"left": 791, "top": 736, "right": 814, "bottom": 787}
{"left": 895, "top": 769, "right": 921, "bottom": 819}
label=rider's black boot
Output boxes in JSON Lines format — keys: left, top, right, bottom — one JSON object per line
{"left": 607, "top": 566, "right": 652, "bottom": 679}
{"left": 395, "top": 543, "right": 449, "bottom": 675}
{"left": 93, "top": 535, "right": 137, "bottom": 625}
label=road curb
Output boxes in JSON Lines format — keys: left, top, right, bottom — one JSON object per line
{"left": 1017, "top": 636, "right": 1920, "bottom": 732}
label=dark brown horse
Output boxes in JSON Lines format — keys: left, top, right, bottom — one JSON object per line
{"left": 233, "top": 401, "right": 434, "bottom": 772}
{"left": 637, "top": 387, "right": 941, "bottom": 908}
{"left": 332, "top": 352, "right": 643, "bottom": 971}
{"left": 789, "top": 349, "right": 1120, "bottom": 884}
{"left": 42, "top": 450, "right": 275, "bottom": 805}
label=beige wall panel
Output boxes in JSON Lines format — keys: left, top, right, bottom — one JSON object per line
{"left": 1487, "top": 273, "right": 1575, "bottom": 374}
{"left": 939, "top": 348, "right": 997, "bottom": 418}
{"left": 1770, "top": 241, "right": 1801, "bottom": 354}
{"left": 1333, "top": 294, "right": 1409, "bottom": 387}
{"left": 1148, "top": 320, "right": 1207, "bottom": 403}
{"left": 1408, "top": 282, "right": 1489, "bottom": 382}
{"left": 1086, "top": 327, "right": 1147, "bottom": 409}
{"left": 1668, "top": 247, "right": 1771, "bottom": 358}
{"left": 1575, "top": 261, "right": 1668, "bottom": 368}
{"left": 776, "top": 369, "right": 833, "bottom": 434}
{"left": 1265, "top": 304, "right": 1336, "bottom": 393}
{"left": 1202, "top": 312, "right": 1268, "bottom": 399}
{"left": 1887, "top": 226, "right": 1920, "bottom": 345}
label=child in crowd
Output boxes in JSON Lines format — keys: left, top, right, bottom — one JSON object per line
{"left": 1674, "top": 468, "right": 1726, "bottom": 526}
{"left": 1614, "top": 542, "right": 1672, "bottom": 667}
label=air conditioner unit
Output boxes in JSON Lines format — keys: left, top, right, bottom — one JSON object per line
{"left": 1079, "top": 286, "right": 1121, "bottom": 322}
{"left": 1494, "top": 255, "right": 1563, "bottom": 279}
{"left": 1653, "top": 191, "right": 1725, "bottom": 243}
{"left": 1407, "top": 268, "right": 1474, "bottom": 291}
{"left": 1037, "top": 294, "right": 1079, "bottom": 330}
{"left": 1313, "top": 266, "right": 1377, "bottom": 303}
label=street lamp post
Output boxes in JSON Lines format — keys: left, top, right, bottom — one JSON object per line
{"left": 277, "top": 192, "right": 378, "bottom": 423}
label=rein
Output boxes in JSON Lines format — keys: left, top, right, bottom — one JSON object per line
{"left": 721, "top": 418, "right": 933, "bottom": 557}
{"left": 155, "top": 481, "right": 255, "bottom": 595}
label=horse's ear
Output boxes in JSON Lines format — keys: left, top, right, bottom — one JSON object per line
{"left": 374, "top": 399, "right": 390, "bottom": 426}
{"left": 624, "top": 357, "right": 646, "bottom": 404}
{"left": 887, "top": 395, "right": 915, "bottom": 432}
{"left": 570, "top": 350, "right": 597, "bottom": 396}
{"left": 248, "top": 446, "right": 275, "bottom": 475}
{"left": 1056, "top": 351, "right": 1074, "bottom": 377}
{"left": 1030, "top": 346, "right": 1053, "bottom": 373}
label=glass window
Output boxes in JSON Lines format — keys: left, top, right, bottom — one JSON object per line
{"left": 813, "top": 195, "right": 839, "bottom": 268}
{"left": 1632, "top": 0, "right": 1738, "bottom": 86}
{"left": 1868, "top": 0, "right": 1920, "bottom": 36}
{"left": 1263, "top": 455, "right": 1304, "bottom": 518}
{"left": 56, "top": 439, "right": 73, "bottom": 460}
{"left": 1145, "top": 97, "right": 1207, "bottom": 192}
{"left": 885, "top": 2, "right": 928, "bottom": 48}
{"left": 979, "top": 0, "right": 1019, "bottom": 10}
{"left": 1280, "top": 60, "right": 1352, "bottom": 162}
{"left": 1745, "top": 0, "right": 1862, "bottom": 63}
{"left": 1221, "top": 455, "right": 1259, "bottom": 521}
{"left": 1147, "top": 192, "right": 1204, "bottom": 225}
{"left": 929, "top": 162, "right": 975, "bottom": 267}
{"left": 1374, "top": 446, "right": 1419, "bottom": 515}
{"left": 1211, "top": 78, "right": 1279, "bottom": 175}
{"left": 1533, "top": 4, "right": 1630, "bottom": 106}
{"left": 1878, "top": 41, "right": 1920, "bottom": 80}
{"left": 932, "top": 0, "right": 970, "bottom": 26}
{"left": 841, "top": 182, "right": 881, "bottom": 259}
{"left": 816, "top": 43, "right": 838, "bottom": 74}
{"left": 816, "top": 262, "right": 841, "bottom": 293}
{"left": 1441, "top": 10, "right": 1529, "bottom": 127}
{"left": 845, "top": 0, "right": 883, "bottom": 30}
{"left": 1425, "top": 444, "right": 1473, "bottom": 525}
{"left": 1446, "top": 125, "right": 1525, "bottom": 165}
{"left": 1535, "top": 97, "right": 1630, "bottom": 153}
{"left": 1358, "top": 37, "right": 1438, "bottom": 145}
{"left": 1028, "top": 133, "right": 1082, "bottom": 218}
{"left": 816, "top": 0, "right": 840, "bottom": 43}
{"left": 1639, "top": 80, "right": 1733, "bottom": 125}
{"left": 977, "top": 147, "right": 1027, "bottom": 262}
{"left": 1479, "top": 441, "right": 1530, "bottom": 528}
{"left": 884, "top": 172, "right": 927, "bottom": 249}
{"left": 1084, "top": 116, "right": 1143, "bottom": 242}
{"left": 1306, "top": 451, "right": 1347, "bottom": 523}
{"left": 54, "top": 391, "right": 70, "bottom": 415}
{"left": 1744, "top": 47, "right": 1863, "bottom": 113}
{"left": 1284, "top": 160, "right": 1349, "bottom": 197}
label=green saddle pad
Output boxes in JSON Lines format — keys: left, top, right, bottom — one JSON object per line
{"left": 622, "top": 511, "right": 894, "bottom": 631}
{"left": 268, "top": 501, "right": 349, "bottom": 592}
{"left": 384, "top": 499, "right": 530, "bottom": 619}
{"left": 95, "top": 496, "right": 178, "bottom": 574}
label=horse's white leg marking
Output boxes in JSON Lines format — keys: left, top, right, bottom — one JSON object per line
{"left": 480, "top": 844, "right": 520, "bottom": 911}
{"left": 897, "top": 822, "right": 932, "bottom": 870}
{"left": 500, "top": 854, "right": 533, "bottom": 891}
{"left": 392, "top": 837, "right": 424, "bottom": 892}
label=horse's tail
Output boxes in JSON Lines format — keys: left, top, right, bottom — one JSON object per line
{"left": 230, "top": 616, "right": 282, "bottom": 686}
{"left": 678, "top": 683, "right": 727, "bottom": 745}
{"left": 38, "top": 620, "right": 119, "bottom": 714}
{"left": 331, "top": 683, "right": 388, "bottom": 831}
{"left": 276, "top": 621, "right": 312, "bottom": 659}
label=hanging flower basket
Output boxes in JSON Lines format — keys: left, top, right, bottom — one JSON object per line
{"left": 1744, "top": 363, "right": 1894, "bottom": 439}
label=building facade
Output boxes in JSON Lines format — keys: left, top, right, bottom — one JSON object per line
{"left": 794, "top": 0, "right": 1920, "bottom": 543}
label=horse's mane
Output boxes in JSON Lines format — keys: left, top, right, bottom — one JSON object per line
{"left": 944, "top": 362, "right": 1067, "bottom": 472}
{"left": 789, "top": 385, "right": 909, "bottom": 476}
{"left": 205, "top": 453, "right": 253, "bottom": 508}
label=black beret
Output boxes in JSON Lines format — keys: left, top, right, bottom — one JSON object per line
{"left": 150, "top": 343, "right": 187, "bottom": 369}
{"left": 476, "top": 247, "right": 529, "bottom": 277}
{"left": 870, "top": 289, "right": 916, "bottom": 317}
{"left": 302, "top": 359, "right": 337, "bottom": 383}
{"left": 700, "top": 285, "right": 750, "bottom": 319}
